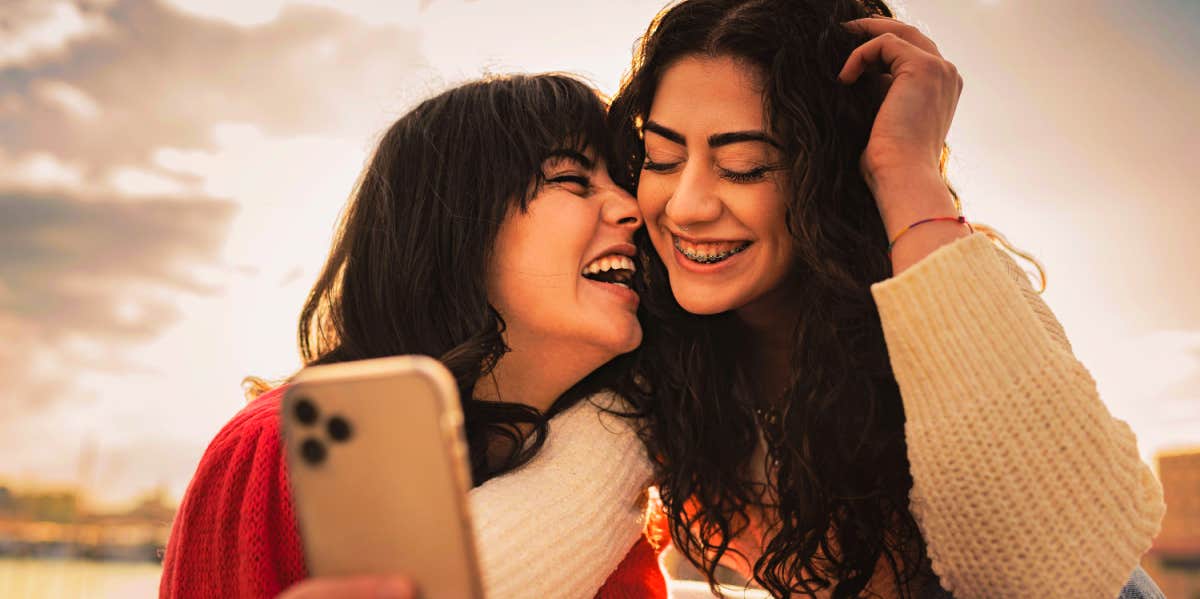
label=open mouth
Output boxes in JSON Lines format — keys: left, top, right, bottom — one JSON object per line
{"left": 581, "top": 254, "right": 636, "bottom": 288}
{"left": 673, "top": 236, "right": 751, "bottom": 265}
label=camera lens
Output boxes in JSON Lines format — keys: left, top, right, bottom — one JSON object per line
{"left": 327, "top": 416, "right": 353, "bottom": 442}
{"left": 301, "top": 437, "right": 326, "bottom": 465}
{"left": 294, "top": 398, "right": 319, "bottom": 425}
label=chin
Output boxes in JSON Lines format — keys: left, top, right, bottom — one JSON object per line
{"left": 673, "top": 287, "right": 742, "bottom": 316}
{"left": 612, "top": 324, "right": 643, "bottom": 355}
{"left": 622, "top": 327, "right": 644, "bottom": 353}
{"left": 597, "top": 323, "right": 643, "bottom": 358}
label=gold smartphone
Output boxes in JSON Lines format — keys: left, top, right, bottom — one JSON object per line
{"left": 281, "top": 355, "right": 484, "bottom": 599}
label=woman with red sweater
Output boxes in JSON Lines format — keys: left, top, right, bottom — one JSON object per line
{"left": 159, "top": 74, "right": 666, "bottom": 599}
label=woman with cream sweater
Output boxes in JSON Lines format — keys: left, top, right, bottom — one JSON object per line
{"left": 602, "top": 0, "right": 1165, "bottom": 597}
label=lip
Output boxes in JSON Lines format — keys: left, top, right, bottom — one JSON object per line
{"left": 580, "top": 241, "right": 640, "bottom": 310}
{"left": 669, "top": 233, "right": 752, "bottom": 275}
{"left": 583, "top": 277, "right": 640, "bottom": 309}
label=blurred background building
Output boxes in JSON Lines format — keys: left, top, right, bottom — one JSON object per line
{"left": 1144, "top": 448, "right": 1200, "bottom": 599}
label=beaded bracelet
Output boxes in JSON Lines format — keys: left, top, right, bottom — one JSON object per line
{"left": 887, "top": 215, "right": 974, "bottom": 255}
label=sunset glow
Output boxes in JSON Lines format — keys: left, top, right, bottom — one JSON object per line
{"left": 1, "top": 0, "right": 1197, "bottom": 511}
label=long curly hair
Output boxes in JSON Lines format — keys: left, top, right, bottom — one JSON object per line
{"left": 608, "top": 1, "right": 947, "bottom": 596}
{"left": 294, "top": 73, "right": 619, "bottom": 486}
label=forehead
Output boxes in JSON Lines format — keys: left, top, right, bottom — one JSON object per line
{"left": 648, "top": 54, "right": 768, "bottom": 134}
{"left": 542, "top": 146, "right": 598, "bottom": 168}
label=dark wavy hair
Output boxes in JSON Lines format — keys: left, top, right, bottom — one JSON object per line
{"left": 295, "top": 73, "right": 616, "bottom": 486}
{"left": 609, "top": 1, "right": 949, "bottom": 596}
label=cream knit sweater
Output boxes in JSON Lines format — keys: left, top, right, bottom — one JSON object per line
{"left": 871, "top": 233, "right": 1163, "bottom": 598}
{"left": 470, "top": 233, "right": 1165, "bottom": 599}
{"left": 469, "top": 392, "right": 652, "bottom": 599}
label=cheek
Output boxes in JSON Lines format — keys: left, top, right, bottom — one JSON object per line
{"left": 487, "top": 219, "right": 545, "bottom": 315}
{"left": 743, "top": 186, "right": 790, "bottom": 241}
{"left": 636, "top": 177, "right": 670, "bottom": 223}
{"left": 488, "top": 207, "right": 591, "bottom": 315}
{"left": 732, "top": 186, "right": 793, "bottom": 277}
{"left": 758, "top": 191, "right": 795, "bottom": 279}
{"left": 485, "top": 244, "right": 520, "bottom": 316}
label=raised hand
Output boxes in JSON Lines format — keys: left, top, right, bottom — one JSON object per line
{"left": 838, "top": 17, "right": 970, "bottom": 271}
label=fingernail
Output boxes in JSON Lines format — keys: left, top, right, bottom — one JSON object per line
{"left": 376, "top": 578, "right": 416, "bottom": 599}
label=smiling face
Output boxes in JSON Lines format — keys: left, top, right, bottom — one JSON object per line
{"left": 487, "top": 148, "right": 643, "bottom": 363}
{"left": 638, "top": 55, "right": 796, "bottom": 316}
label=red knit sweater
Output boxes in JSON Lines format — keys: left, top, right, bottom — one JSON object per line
{"left": 159, "top": 387, "right": 666, "bottom": 598}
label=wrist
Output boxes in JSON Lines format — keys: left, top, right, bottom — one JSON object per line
{"left": 888, "top": 221, "right": 972, "bottom": 275}
{"left": 869, "top": 168, "right": 959, "bottom": 238}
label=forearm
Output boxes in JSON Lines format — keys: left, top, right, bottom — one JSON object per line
{"left": 870, "top": 234, "right": 1164, "bottom": 598}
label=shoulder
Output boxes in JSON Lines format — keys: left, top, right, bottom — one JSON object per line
{"left": 184, "top": 387, "right": 292, "bottom": 492}
{"left": 212, "top": 386, "right": 289, "bottom": 454}
{"left": 177, "top": 384, "right": 291, "bottom": 506}
{"left": 554, "top": 391, "right": 640, "bottom": 432}
{"left": 160, "top": 385, "right": 306, "bottom": 598}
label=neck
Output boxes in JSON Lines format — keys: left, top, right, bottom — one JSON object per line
{"left": 735, "top": 282, "right": 801, "bottom": 399}
{"left": 474, "top": 335, "right": 608, "bottom": 414}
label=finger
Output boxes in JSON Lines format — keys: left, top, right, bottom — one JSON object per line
{"left": 842, "top": 17, "right": 942, "bottom": 58}
{"left": 278, "top": 576, "right": 416, "bottom": 599}
{"left": 838, "top": 32, "right": 923, "bottom": 84}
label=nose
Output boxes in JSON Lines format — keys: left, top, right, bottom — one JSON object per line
{"left": 664, "top": 164, "right": 721, "bottom": 227}
{"left": 601, "top": 185, "right": 642, "bottom": 229}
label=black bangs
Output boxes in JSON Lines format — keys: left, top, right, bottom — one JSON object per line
{"left": 516, "top": 74, "right": 611, "bottom": 207}
{"left": 445, "top": 73, "right": 610, "bottom": 211}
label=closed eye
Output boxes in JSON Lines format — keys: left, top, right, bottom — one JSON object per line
{"left": 546, "top": 174, "right": 592, "bottom": 190}
{"left": 720, "top": 166, "right": 771, "bottom": 184}
{"left": 642, "top": 159, "right": 680, "bottom": 174}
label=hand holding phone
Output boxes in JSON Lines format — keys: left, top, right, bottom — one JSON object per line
{"left": 281, "top": 355, "right": 484, "bottom": 599}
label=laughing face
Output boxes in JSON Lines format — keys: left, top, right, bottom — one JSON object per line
{"left": 637, "top": 55, "right": 795, "bottom": 316}
{"left": 487, "top": 148, "right": 643, "bottom": 363}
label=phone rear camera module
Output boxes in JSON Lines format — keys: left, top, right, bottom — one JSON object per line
{"left": 294, "top": 398, "right": 319, "bottom": 425}
{"left": 327, "top": 416, "right": 353, "bottom": 442}
{"left": 301, "top": 437, "right": 327, "bottom": 465}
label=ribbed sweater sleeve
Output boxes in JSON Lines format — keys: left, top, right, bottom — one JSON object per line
{"left": 470, "top": 392, "right": 654, "bottom": 599}
{"left": 870, "top": 233, "right": 1165, "bottom": 598}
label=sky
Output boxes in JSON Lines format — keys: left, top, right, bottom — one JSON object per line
{"left": 0, "top": 0, "right": 1197, "bottom": 509}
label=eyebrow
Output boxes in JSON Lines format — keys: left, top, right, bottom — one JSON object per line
{"left": 643, "top": 120, "right": 781, "bottom": 150}
{"left": 544, "top": 149, "right": 594, "bottom": 170}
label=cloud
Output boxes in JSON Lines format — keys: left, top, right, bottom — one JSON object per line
{"left": 0, "top": 149, "right": 85, "bottom": 190}
{"left": 158, "top": 0, "right": 290, "bottom": 27}
{"left": 0, "top": 191, "right": 235, "bottom": 411}
{"left": 159, "top": 0, "right": 436, "bottom": 28}
{"left": 31, "top": 79, "right": 100, "bottom": 120}
{"left": 0, "top": 0, "right": 112, "bottom": 68}
{"left": 0, "top": 0, "right": 428, "bottom": 188}
{"left": 0, "top": 0, "right": 435, "bottom": 416}
{"left": 107, "top": 165, "right": 194, "bottom": 197}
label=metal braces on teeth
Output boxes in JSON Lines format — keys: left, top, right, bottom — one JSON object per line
{"left": 678, "top": 243, "right": 748, "bottom": 264}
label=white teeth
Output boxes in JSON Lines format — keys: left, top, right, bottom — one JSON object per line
{"left": 581, "top": 254, "right": 636, "bottom": 275}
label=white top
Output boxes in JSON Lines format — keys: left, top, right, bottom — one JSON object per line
{"left": 469, "top": 392, "right": 653, "bottom": 599}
